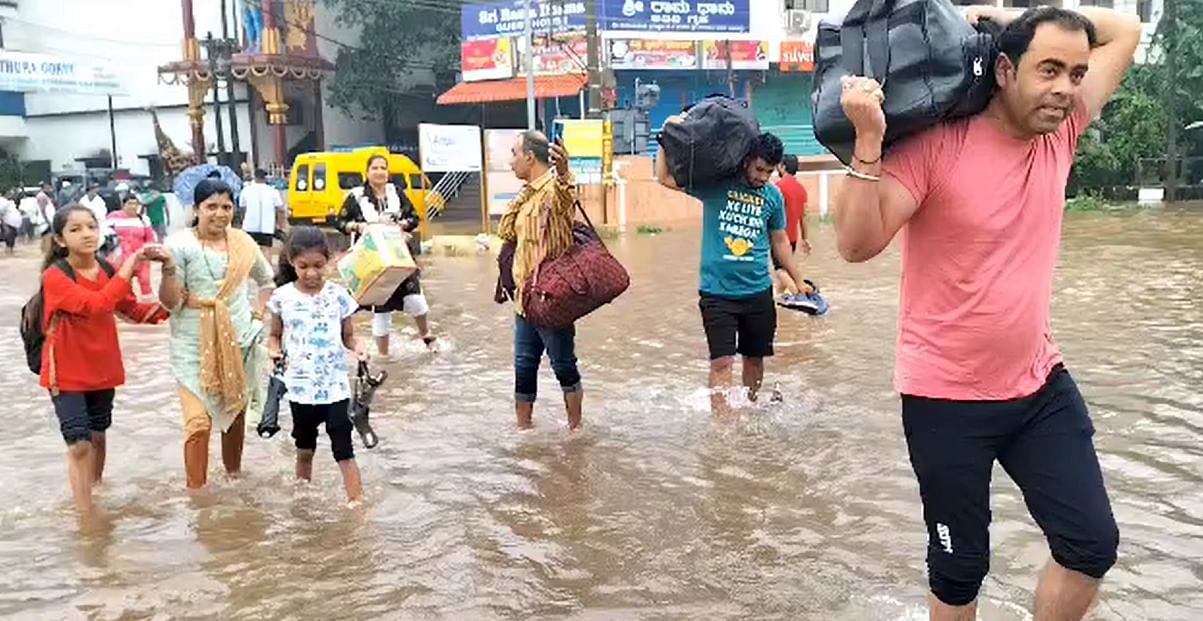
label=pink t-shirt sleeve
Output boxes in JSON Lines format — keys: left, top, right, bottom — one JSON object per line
{"left": 882, "top": 127, "right": 946, "bottom": 207}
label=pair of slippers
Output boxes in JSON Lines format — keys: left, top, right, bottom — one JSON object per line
{"left": 778, "top": 280, "right": 830, "bottom": 316}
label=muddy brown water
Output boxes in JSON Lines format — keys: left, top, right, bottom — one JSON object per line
{"left": 0, "top": 208, "right": 1200, "bottom": 620}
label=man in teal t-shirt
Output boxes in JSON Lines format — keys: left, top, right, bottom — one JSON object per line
{"left": 656, "top": 130, "right": 807, "bottom": 413}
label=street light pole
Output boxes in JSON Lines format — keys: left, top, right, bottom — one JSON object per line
{"left": 524, "top": 0, "right": 536, "bottom": 130}
{"left": 220, "top": 0, "right": 242, "bottom": 166}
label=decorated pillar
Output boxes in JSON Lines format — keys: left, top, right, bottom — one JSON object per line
{"left": 181, "top": 0, "right": 205, "bottom": 161}
{"left": 186, "top": 78, "right": 210, "bottom": 162}
{"left": 246, "top": 73, "right": 290, "bottom": 166}
{"left": 260, "top": 0, "right": 282, "bottom": 55}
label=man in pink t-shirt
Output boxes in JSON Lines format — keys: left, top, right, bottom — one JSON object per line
{"left": 834, "top": 6, "right": 1141, "bottom": 619}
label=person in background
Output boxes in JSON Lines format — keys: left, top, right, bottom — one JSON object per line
{"left": 80, "top": 184, "right": 107, "bottom": 223}
{"left": 155, "top": 179, "right": 274, "bottom": 491}
{"left": 834, "top": 7, "right": 1139, "bottom": 619}
{"left": 267, "top": 226, "right": 366, "bottom": 503}
{"left": 0, "top": 190, "right": 21, "bottom": 255}
{"left": 107, "top": 193, "right": 157, "bottom": 298}
{"left": 655, "top": 131, "right": 807, "bottom": 414}
{"left": 34, "top": 205, "right": 169, "bottom": 513}
{"left": 498, "top": 130, "right": 583, "bottom": 430}
{"left": 336, "top": 154, "right": 437, "bottom": 355}
{"left": 80, "top": 184, "right": 116, "bottom": 256}
{"left": 774, "top": 154, "right": 811, "bottom": 295}
{"left": 35, "top": 181, "right": 57, "bottom": 252}
{"left": 142, "top": 184, "right": 171, "bottom": 241}
{"left": 36, "top": 181, "right": 55, "bottom": 213}
{"left": 238, "top": 168, "right": 284, "bottom": 262}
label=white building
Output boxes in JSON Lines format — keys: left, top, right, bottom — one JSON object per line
{"left": 0, "top": 0, "right": 1165, "bottom": 180}
{"left": 0, "top": 0, "right": 383, "bottom": 180}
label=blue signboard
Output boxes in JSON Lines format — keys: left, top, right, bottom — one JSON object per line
{"left": 462, "top": 0, "right": 588, "bottom": 40}
{"left": 600, "top": 0, "right": 749, "bottom": 34}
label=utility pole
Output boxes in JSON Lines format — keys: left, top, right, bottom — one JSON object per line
{"left": 724, "top": 40, "right": 736, "bottom": 97}
{"left": 107, "top": 95, "right": 118, "bottom": 169}
{"left": 1163, "top": 0, "right": 1180, "bottom": 202}
{"left": 585, "top": 0, "right": 602, "bottom": 118}
{"left": 220, "top": 0, "right": 242, "bottom": 166}
{"left": 524, "top": 0, "right": 536, "bottom": 130}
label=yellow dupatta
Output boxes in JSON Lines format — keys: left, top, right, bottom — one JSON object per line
{"left": 194, "top": 228, "right": 259, "bottom": 417}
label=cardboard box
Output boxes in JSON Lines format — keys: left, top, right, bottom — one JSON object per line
{"left": 337, "top": 224, "right": 418, "bottom": 306}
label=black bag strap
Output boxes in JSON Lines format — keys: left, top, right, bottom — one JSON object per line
{"left": 840, "top": 0, "right": 892, "bottom": 83}
{"left": 53, "top": 256, "right": 115, "bottom": 281}
{"left": 865, "top": 0, "right": 892, "bottom": 84}
{"left": 839, "top": 0, "right": 872, "bottom": 76}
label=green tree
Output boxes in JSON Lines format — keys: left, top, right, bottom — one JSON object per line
{"left": 1071, "top": 0, "right": 1203, "bottom": 196}
{"left": 1070, "top": 65, "right": 1168, "bottom": 194}
{"left": 1159, "top": 0, "right": 1203, "bottom": 196}
{"left": 321, "top": 0, "right": 461, "bottom": 120}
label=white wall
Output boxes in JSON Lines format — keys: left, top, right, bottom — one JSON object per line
{"left": 10, "top": 0, "right": 236, "bottom": 116}
{"left": 23, "top": 104, "right": 255, "bottom": 175}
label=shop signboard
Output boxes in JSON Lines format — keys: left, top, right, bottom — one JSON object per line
{"left": 462, "top": 0, "right": 587, "bottom": 40}
{"left": 461, "top": 38, "right": 514, "bottom": 82}
{"left": 555, "top": 119, "right": 605, "bottom": 184}
{"left": 517, "top": 35, "right": 589, "bottom": 76}
{"left": 484, "top": 129, "right": 526, "bottom": 215}
{"left": 779, "top": 40, "right": 814, "bottom": 72}
{"left": 600, "top": 0, "right": 750, "bottom": 34}
{"left": 701, "top": 40, "right": 768, "bottom": 70}
{"left": 419, "top": 124, "right": 483, "bottom": 173}
{"left": 0, "top": 50, "right": 123, "bottom": 95}
{"left": 608, "top": 39, "right": 698, "bottom": 70}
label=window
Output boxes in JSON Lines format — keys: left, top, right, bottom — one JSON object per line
{"left": 390, "top": 174, "right": 410, "bottom": 190}
{"left": 1079, "top": 0, "right": 1113, "bottom": 7}
{"left": 338, "top": 172, "right": 363, "bottom": 189}
{"left": 785, "top": 0, "right": 828, "bottom": 12}
{"left": 313, "top": 164, "right": 327, "bottom": 191}
{"left": 294, "top": 164, "right": 309, "bottom": 192}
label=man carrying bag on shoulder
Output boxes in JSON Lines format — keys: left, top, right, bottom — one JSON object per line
{"left": 497, "top": 131, "right": 585, "bottom": 431}
{"left": 834, "top": 5, "right": 1140, "bottom": 619}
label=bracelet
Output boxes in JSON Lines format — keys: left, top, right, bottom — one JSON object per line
{"left": 854, "top": 154, "right": 882, "bottom": 165}
{"left": 845, "top": 167, "right": 882, "bottom": 182}
{"left": 251, "top": 310, "right": 264, "bottom": 321}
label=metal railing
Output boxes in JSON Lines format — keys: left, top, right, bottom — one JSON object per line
{"left": 425, "top": 170, "right": 475, "bottom": 218}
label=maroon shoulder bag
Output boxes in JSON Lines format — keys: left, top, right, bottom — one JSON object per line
{"left": 522, "top": 200, "right": 630, "bottom": 330}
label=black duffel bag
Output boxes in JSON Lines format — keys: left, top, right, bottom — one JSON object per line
{"left": 811, "top": 0, "right": 997, "bottom": 164}
{"left": 657, "top": 94, "right": 759, "bottom": 189}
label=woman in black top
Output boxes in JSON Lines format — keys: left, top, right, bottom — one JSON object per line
{"left": 336, "top": 154, "right": 437, "bottom": 355}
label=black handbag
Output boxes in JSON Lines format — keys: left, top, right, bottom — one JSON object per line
{"left": 811, "top": 0, "right": 998, "bottom": 164}
{"left": 657, "top": 94, "right": 759, "bottom": 189}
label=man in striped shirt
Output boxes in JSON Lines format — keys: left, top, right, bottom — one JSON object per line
{"left": 498, "top": 130, "right": 582, "bottom": 430}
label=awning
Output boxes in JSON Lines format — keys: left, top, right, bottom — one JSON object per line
{"left": 437, "top": 74, "right": 586, "bottom": 105}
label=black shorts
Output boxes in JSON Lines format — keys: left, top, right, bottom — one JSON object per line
{"left": 51, "top": 389, "right": 115, "bottom": 445}
{"left": 290, "top": 399, "right": 354, "bottom": 462}
{"left": 248, "top": 232, "right": 275, "bottom": 248}
{"left": 772, "top": 241, "right": 797, "bottom": 270}
{"left": 902, "top": 365, "right": 1119, "bottom": 606}
{"left": 698, "top": 288, "right": 776, "bottom": 360}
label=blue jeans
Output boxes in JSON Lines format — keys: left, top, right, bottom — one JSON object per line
{"left": 514, "top": 314, "right": 581, "bottom": 403}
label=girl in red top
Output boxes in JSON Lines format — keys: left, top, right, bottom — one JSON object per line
{"left": 106, "top": 193, "right": 157, "bottom": 297}
{"left": 39, "top": 205, "right": 169, "bottom": 514}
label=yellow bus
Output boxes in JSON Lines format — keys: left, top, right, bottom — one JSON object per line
{"left": 288, "top": 148, "right": 429, "bottom": 234}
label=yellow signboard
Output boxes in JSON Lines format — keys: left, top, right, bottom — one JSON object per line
{"left": 556, "top": 119, "right": 604, "bottom": 158}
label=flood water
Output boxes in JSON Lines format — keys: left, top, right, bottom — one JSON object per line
{"left": 0, "top": 208, "right": 1200, "bottom": 621}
